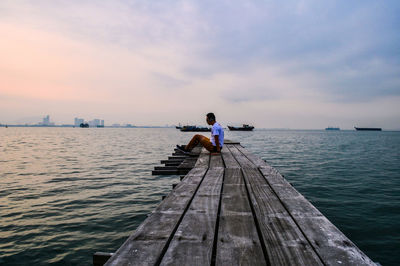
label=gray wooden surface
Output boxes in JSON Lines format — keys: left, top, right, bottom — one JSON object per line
{"left": 105, "top": 143, "right": 375, "bottom": 266}
{"left": 216, "top": 167, "right": 266, "bottom": 265}
{"left": 160, "top": 168, "right": 224, "bottom": 265}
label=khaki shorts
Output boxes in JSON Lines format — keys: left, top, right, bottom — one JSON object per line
{"left": 201, "top": 137, "right": 223, "bottom": 152}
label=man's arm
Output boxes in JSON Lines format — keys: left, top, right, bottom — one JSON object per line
{"left": 212, "top": 135, "right": 220, "bottom": 155}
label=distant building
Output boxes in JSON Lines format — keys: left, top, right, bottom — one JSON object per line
{"left": 89, "top": 119, "right": 105, "bottom": 127}
{"left": 74, "top": 118, "right": 84, "bottom": 127}
{"left": 89, "top": 119, "right": 98, "bottom": 127}
{"left": 39, "top": 115, "right": 54, "bottom": 126}
{"left": 74, "top": 117, "right": 105, "bottom": 127}
{"left": 43, "top": 115, "right": 50, "bottom": 125}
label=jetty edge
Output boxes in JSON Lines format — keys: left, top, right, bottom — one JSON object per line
{"left": 97, "top": 140, "right": 375, "bottom": 266}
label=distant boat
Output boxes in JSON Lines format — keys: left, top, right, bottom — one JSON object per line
{"left": 180, "top": 125, "right": 211, "bottom": 132}
{"left": 354, "top": 127, "right": 382, "bottom": 131}
{"left": 80, "top": 123, "right": 89, "bottom": 128}
{"left": 228, "top": 124, "right": 254, "bottom": 131}
{"left": 325, "top": 127, "right": 340, "bottom": 130}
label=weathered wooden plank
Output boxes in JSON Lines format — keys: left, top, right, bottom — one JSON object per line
{"left": 173, "top": 150, "right": 200, "bottom": 156}
{"left": 258, "top": 167, "right": 375, "bottom": 265}
{"left": 159, "top": 168, "right": 224, "bottom": 265}
{"left": 209, "top": 153, "right": 224, "bottom": 168}
{"left": 294, "top": 217, "right": 376, "bottom": 265}
{"left": 242, "top": 167, "right": 323, "bottom": 265}
{"left": 258, "top": 166, "right": 322, "bottom": 217}
{"left": 221, "top": 146, "right": 240, "bottom": 168}
{"left": 235, "top": 144, "right": 269, "bottom": 168}
{"left": 218, "top": 169, "right": 248, "bottom": 212}
{"left": 216, "top": 168, "right": 266, "bottom": 265}
{"left": 191, "top": 145, "right": 202, "bottom": 154}
{"left": 162, "top": 159, "right": 184, "bottom": 163}
{"left": 168, "top": 156, "right": 187, "bottom": 160}
{"left": 152, "top": 170, "right": 179, "bottom": 175}
{"left": 155, "top": 166, "right": 177, "bottom": 171}
{"left": 164, "top": 162, "right": 181, "bottom": 167}
{"left": 105, "top": 168, "right": 207, "bottom": 266}
{"left": 224, "top": 139, "right": 241, "bottom": 144}
{"left": 226, "top": 144, "right": 257, "bottom": 169}
{"left": 177, "top": 157, "right": 197, "bottom": 170}
{"left": 161, "top": 159, "right": 184, "bottom": 164}
{"left": 258, "top": 166, "right": 292, "bottom": 186}
{"left": 171, "top": 152, "right": 189, "bottom": 156}
{"left": 194, "top": 148, "right": 210, "bottom": 168}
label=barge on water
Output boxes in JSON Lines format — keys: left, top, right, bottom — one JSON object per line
{"left": 227, "top": 124, "right": 254, "bottom": 131}
{"left": 355, "top": 127, "right": 382, "bottom": 131}
{"left": 180, "top": 125, "right": 211, "bottom": 132}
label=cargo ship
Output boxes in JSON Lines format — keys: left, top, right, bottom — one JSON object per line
{"left": 180, "top": 126, "right": 211, "bottom": 132}
{"left": 354, "top": 127, "right": 382, "bottom": 131}
{"left": 325, "top": 127, "right": 340, "bottom": 130}
{"left": 228, "top": 124, "right": 254, "bottom": 131}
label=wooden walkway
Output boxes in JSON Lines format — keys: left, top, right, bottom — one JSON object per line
{"left": 102, "top": 142, "right": 374, "bottom": 266}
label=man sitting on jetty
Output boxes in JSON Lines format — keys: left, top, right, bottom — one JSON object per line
{"left": 177, "top": 113, "right": 224, "bottom": 155}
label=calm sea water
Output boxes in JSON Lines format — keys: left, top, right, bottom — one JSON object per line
{"left": 1, "top": 128, "right": 399, "bottom": 265}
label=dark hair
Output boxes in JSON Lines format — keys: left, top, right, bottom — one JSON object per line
{"left": 206, "top": 112, "right": 216, "bottom": 121}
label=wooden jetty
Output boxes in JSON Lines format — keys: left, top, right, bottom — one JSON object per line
{"left": 99, "top": 141, "right": 374, "bottom": 266}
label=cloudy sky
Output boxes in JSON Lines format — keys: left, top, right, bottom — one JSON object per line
{"left": 1, "top": 0, "right": 399, "bottom": 129}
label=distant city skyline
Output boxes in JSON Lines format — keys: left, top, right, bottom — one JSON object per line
{"left": 1, "top": 1, "right": 399, "bottom": 129}
{"left": 0, "top": 114, "right": 143, "bottom": 127}
{"left": 0, "top": 114, "right": 398, "bottom": 130}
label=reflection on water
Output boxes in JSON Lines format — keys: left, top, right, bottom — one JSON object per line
{"left": 1, "top": 128, "right": 189, "bottom": 265}
{"left": 1, "top": 128, "right": 399, "bottom": 265}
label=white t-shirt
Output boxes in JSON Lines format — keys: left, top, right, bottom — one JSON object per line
{"left": 211, "top": 122, "right": 224, "bottom": 147}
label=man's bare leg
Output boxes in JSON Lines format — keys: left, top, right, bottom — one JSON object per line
{"left": 185, "top": 134, "right": 214, "bottom": 152}
{"left": 185, "top": 134, "right": 204, "bottom": 151}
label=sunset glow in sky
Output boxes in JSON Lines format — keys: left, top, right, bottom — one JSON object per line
{"left": 1, "top": 1, "right": 399, "bottom": 129}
